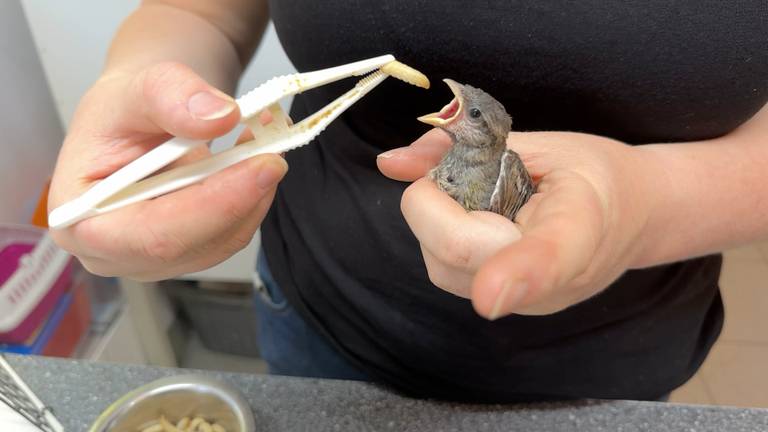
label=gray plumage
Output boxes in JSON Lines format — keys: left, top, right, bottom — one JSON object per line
{"left": 418, "top": 79, "right": 534, "bottom": 220}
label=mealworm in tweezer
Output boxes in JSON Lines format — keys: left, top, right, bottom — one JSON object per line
{"left": 381, "top": 60, "right": 430, "bottom": 89}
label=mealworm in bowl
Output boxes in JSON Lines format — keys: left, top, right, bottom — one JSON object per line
{"left": 88, "top": 375, "right": 254, "bottom": 432}
{"left": 140, "top": 415, "right": 227, "bottom": 432}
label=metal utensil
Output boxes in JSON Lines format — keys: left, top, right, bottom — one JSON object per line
{"left": 88, "top": 374, "right": 255, "bottom": 432}
{"left": 0, "top": 355, "right": 63, "bottom": 432}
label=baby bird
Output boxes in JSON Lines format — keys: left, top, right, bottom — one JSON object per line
{"left": 418, "top": 79, "right": 534, "bottom": 220}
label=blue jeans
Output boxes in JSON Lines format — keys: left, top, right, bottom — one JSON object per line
{"left": 253, "top": 251, "right": 369, "bottom": 381}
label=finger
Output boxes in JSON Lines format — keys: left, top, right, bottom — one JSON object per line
{"left": 116, "top": 62, "right": 241, "bottom": 140}
{"left": 401, "top": 179, "right": 521, "bottom": 272}
{"left": 377, "top": 128, "right": 452, "bottom": 181}
{"left": 235, "top": 109, "right": 291, "bottom": 145}
{"left": 421, "top": 246, "right": 475, "bottom": 298}
{"left": 505, "top": 131, "right": 594, "bottom": 182}
{"left": 401, "top": 179, "right": 473, "bottom": 266}
{"left": 128, "top": 185, "right": 279, "bottom": 280}
{"left": 87, "top": 181, "right": 277, "bottom": 279}
{"left": 54, "top": 62, "right": 243, "bottom": 193}
{"left": 162, "top": 144, "right": 212, "bottom": 171}
{"left": 471, "top": 178, "right": 604, "bottom": 318}
{"left": 169, "top": 182, "right": 278, "bottom": 276}
{"left": 236, "top": 127, "right": 255, "bottom": 145}
{"left": 258, "top": 109, "right": 274, "bottom": 126}
{"left": 72, "top": 153, "right": 288, "bottom": 267}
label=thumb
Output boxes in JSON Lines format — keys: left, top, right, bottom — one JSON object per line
{"left": 118, "top": 62, "right": 240, "bottom": 140}
{"left": 377, "top": 128, "right": 452, "bottom": 181}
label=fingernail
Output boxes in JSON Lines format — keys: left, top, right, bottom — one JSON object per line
{"left": 377, "top": 148, "right": 405, "bottom": 159}
{"left": 188, "top": 90, "right": 236, "bottom": 120}
{"left": 255, "top": 158, "right": 288, "bottom": 189}
{"left": 489, "top": 280, "right": 528, "bottom": 320}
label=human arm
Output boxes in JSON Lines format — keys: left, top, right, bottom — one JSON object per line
{"left": 634, "top": 103, "right": 768, "bottom": 266}
{"left": 378, "top": 102, "right": 768, "bottom": 318}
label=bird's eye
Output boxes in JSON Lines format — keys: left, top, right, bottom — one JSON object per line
{"left": 469, "top": 108, "right": 482, "bottom": 118}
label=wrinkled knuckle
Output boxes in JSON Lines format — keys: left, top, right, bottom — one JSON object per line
{"left": 144, "top": 61, "right": 189, "bottom": 83}
{"left": 140, "top": 61, "right": 192, "bottom": 100}
{"left": 435, "top": 233, "right": 472, "bottom": 269}
{"left": 140, "top": 227, "right": 186, "bottom": 264}
{"left": 425, "top": 263, "right": 451, "bottom": 291}
{"left": 225, "top": 232, "right": 255, "bottom": 255}
{"left": 73, "top": 222, "right": 104, "bottom": 249}
{"left": 426, "top": 267, "right": 471, "bottom": 298}
{"left": 222, "top": 200, "right": 253, "bottom": 226}
{"left": 67, "top": 222, "right": 119, "bottom": 259}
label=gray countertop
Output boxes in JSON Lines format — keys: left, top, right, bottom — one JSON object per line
{"left": 5, "top": 355, "right": 768, "bottom": 432}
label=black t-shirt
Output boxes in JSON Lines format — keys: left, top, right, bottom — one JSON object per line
{"left": 262, "top": 0, "right": 768, "bottom": 402}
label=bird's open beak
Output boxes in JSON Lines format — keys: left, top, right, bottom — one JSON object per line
{"left": 417, "top": 79, "right": 464, "bottom": 127}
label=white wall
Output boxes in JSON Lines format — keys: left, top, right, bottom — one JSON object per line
{"left": 21, "top": 1, "right": 297, "bottom": 130}
{"left": 20, "top": 1, "right": 140, "bottom": 128}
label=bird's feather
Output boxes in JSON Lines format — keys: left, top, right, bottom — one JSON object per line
{"left": 489, "top": 149, "right": 534, "bottom": 220}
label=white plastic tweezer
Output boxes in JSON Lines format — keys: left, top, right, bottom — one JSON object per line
{"left": 48, "top": 54, "right": 399, "bottom": 229}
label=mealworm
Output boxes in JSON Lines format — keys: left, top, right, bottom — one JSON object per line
{"left": 140, "top": 424, "right": 164, "bottom": 432}
{"left": 381, "top": 61, "right": 430, "bottom": 89}
{"left": 159, "top": 416, "right": 182, "bottom": 432}
{"left": 189, "top": 417, "right": 205, "bottom": 431}
{"left": 176, "top": 417, "right": 190, "bottom": 430}
{"left": 139, "top": 415, "right": 228, "bottom": 432}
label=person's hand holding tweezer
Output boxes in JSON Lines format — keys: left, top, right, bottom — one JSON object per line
{"left": 47, "top": 2, "right": 423, "bottom": 280}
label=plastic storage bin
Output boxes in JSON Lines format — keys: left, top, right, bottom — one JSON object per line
{"left": 0, "top": 225, "right": 72, "bottom": 344}
{"left": 42, "top": 267, "right": 91, "bottom": 357}
{"left": 0, "top": 291, "right": 72, "bottom": 355}
{"left": 0, "top": 263, "right": 92, "bottom": 357}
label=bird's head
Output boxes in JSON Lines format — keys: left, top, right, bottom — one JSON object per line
{"left": 418, "top": 79, "right": 511, "bottom": 148}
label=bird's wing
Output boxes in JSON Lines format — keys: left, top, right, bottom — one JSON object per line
{"left": 489, "top": 149, "right": 534, "bottom": 220}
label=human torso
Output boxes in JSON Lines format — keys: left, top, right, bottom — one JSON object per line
{"left": 262, "top": 0, "right": 767, "bottom": 402}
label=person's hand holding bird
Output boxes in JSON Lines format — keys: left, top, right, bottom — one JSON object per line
{"left": 378, "top": 80, "right": 663, "bottom": 319}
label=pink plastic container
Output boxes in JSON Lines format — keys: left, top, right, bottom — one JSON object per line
{"left": 0, "top": 224, "right": 72, "bottom": 344}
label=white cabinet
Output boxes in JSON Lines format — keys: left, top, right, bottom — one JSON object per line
{"left": 0, "top": 2, "right": 63, "bottom": 224}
